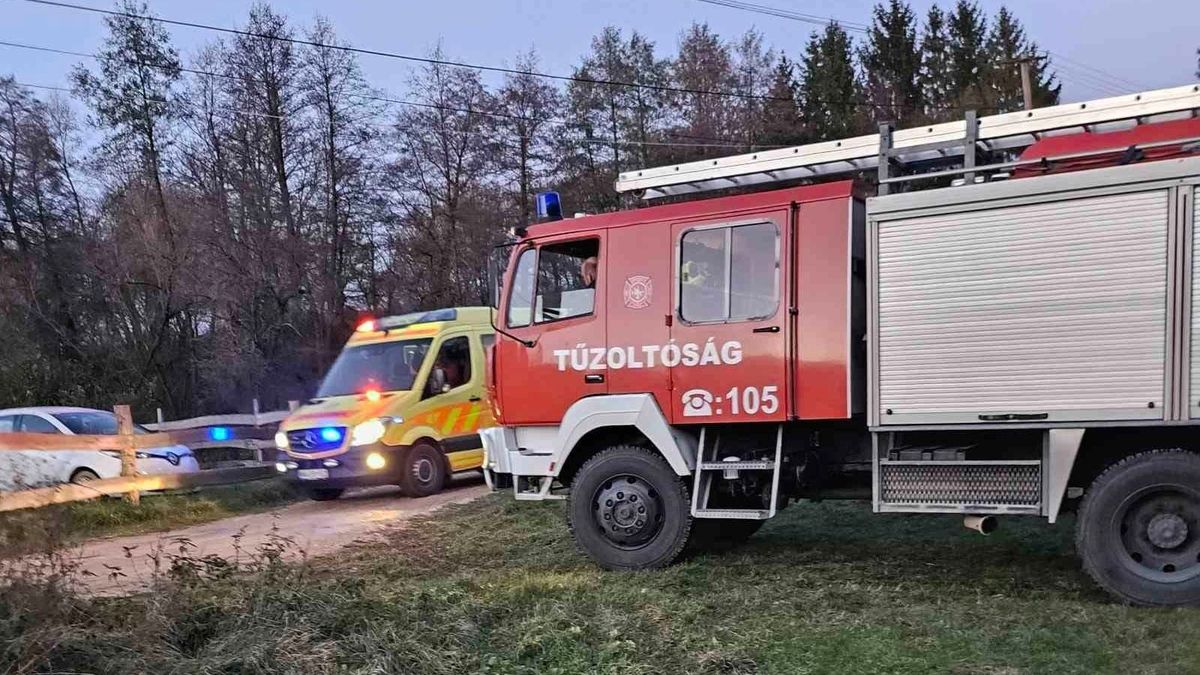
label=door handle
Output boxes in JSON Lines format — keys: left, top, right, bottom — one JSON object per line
{"left": 753, "top": 325, "right": 781, "bottom": 333}
{"left": 584, "top": 374, "right": 605, "bottom": 384}
{"left": 468, "top": 395, "right": 482, "bottom": 402}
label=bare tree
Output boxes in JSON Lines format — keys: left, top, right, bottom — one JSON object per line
{"left": 387, "top": 48, "right": 497, "bottom": 308}
{"left": 495, "top": 50, "right": 562, "bottom": 224}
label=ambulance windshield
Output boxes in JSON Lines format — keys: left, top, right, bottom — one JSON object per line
{"left": 316, "top": 338, "right": 434, "bottom": 398}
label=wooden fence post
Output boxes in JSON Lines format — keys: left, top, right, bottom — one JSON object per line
{"left": 113, "top": 404, "right": 139, "bottom": 505}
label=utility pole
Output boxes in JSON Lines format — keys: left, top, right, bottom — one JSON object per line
{"left": 1019, "top": 59, "right": 1034, "bottom": 111}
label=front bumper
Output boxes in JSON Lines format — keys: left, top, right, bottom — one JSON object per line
{"left": 480, "top": 426, "right": 557, "bottom": 494}
{"left": 277, "top": 443, "right": 405, "bottom": 489}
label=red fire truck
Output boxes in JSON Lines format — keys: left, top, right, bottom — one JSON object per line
{"left": 482, "top": 84, "right": 1200, "bottom": 606}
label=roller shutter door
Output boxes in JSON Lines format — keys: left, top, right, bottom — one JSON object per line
{"left": 877, "top": 190, "right": 1170, "bottom": 424}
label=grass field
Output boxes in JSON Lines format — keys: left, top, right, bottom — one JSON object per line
{"left": 0, "top": 479, "right": 301, "bottom": 556}
{"left": 4, "top": 494, "right": 1200, "bottom": 674}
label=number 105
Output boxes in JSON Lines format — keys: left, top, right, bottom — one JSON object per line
{"left": 725, "top": 386, "right": 779, "bottom": 415}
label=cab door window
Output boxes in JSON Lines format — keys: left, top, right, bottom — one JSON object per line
{"left": 680, "top": 221, "right": 779, "bottom": 323}
{"left": 506, "top": 248, "right": 537, "bottom": 328}
{"left": 0, "top": 415, "right": 15, "bottom": 433}
{"left": 426, "top": 336, "right": 472, "bottom": 398}
{"left": 534, "top": 239, "right": 599, "bottom": 323}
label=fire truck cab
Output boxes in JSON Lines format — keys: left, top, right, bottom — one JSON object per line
{"left": 484, "top": 84, "right": 1200, "bottom": 607}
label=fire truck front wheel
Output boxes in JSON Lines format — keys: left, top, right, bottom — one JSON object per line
{"left": 568, "top": 445, "right": 693, "bottom": 570}
{"left": 1076, "top": 449, "right": 1200, "bottom": 606}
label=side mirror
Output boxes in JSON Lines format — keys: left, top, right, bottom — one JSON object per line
{"left": 428, "top": 367, "right": 447, "bottom": 396}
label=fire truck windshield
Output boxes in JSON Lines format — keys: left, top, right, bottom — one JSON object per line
{"left": 316, "top": 338, "right": 433, "bottom": 398}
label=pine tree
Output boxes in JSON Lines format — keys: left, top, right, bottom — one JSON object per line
{"left": 860, "top": 0, "right": 922, "bottom": 127}
{"left": 984, "top": 7, "right": 1060, "bottom": 112}
{"left": 946, "top": 0, "right": 989, "bottom": 111}
{"left": 759, "top": 56, "right": 805, "bottom": 146}
{"left": 919, "top": 5, "right": 952, "bottom": 121}
{"left": 798, "top": 23, "right": 865, "bottom": 141}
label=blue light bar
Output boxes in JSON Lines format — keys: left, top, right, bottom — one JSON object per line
{"left": 535, "top": 191, "right": 562, "bottom": 221}
{"left": 319, "top": 427, "right": 343, "bottom": 443}
{"left": 208, "top": 426, "right": 232, "bottom": 442}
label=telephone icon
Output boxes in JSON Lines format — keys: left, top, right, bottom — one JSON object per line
{"left": 681, "top": 389, "right": 715, "bottom": 417}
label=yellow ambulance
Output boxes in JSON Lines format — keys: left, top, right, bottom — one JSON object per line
{"left": 274, "top": 307, "right": 495, "bottom": 501}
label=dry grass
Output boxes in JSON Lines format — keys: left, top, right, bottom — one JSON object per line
{"left": 3, "top": 495, "right": 1200, "bottom": 674}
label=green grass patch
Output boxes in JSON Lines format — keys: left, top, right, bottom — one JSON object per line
{"left": 4, "top": 495, "right": 1200, "bottom": 674}
{"left": 0, "top": 479, "right": 301, "bottom": 556}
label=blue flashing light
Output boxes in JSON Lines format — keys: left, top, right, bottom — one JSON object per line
{"left": 208, "top": 426, "right": 232, "bottom": 442}
{"left": 319, "top": 427, "right": 343, "bottom": 443}
{"left": 535, "top": 191, "right": 562, "bottom": 221}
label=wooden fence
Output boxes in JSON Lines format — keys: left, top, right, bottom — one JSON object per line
{"left": 0, "top": 403, "right": 296, "bottom": 513}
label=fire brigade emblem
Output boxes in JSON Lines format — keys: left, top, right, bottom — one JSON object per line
{"left": 623, "top": 275, "right": 653, "bottom": 309}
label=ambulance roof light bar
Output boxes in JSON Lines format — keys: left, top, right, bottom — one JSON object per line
{"left": 615, "top": 84, "right": 1200, "bottom": 199}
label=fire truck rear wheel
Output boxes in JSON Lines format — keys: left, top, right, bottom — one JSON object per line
{"left": 402, "top": 442, "right": 447, "bottom": 498}
{"left": 1076, "top": 449, "right": 1200, "bottom": 606}
{"left": 568, "top": 445, "right": 692, "bottom": 570}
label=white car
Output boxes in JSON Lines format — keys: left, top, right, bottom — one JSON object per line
{"left": 0, "top": 407, "right": 199, "bottom": 492}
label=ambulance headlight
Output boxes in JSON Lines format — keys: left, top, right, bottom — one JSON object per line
{"left": 274, "top": 431, "right": 289, "bottom": 450}
{"left": 350, "top": 418, "right": 388, "bottom": 446}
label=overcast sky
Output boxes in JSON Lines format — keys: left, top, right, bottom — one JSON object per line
{"left": 4, "top": 0, "right": 1198, "bottom": 112}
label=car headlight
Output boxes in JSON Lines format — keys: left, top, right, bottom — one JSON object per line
{"left": 275, "top": 431, "right": 289, "bottom": 449}
{"left": 350, "top": 418, "right": 388, "bottom": 446}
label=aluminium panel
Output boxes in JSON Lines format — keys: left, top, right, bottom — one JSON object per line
{"left": 1192, "top": 187, "right": 1200, "bottom": 418}
{"left": 876, "top": 189, "right": 1171, "bottom": 425}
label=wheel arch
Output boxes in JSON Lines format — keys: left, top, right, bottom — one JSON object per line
{"left": 69, "top": 466, "right": 100, "bottom": 482}
{"left": 408, "top": 436, "right": 452, "bottom": 474}
{"left": 1070, "top": 426, "right": 1200, "bottom": 491}
{"left": 555, "top": 394, "right": 696, "bottom": 482}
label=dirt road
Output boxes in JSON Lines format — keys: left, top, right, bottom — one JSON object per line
{"left": 66, "top": 477, "right": 489, "bottom": 596}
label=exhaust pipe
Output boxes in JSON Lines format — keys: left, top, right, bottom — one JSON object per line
{"left": 963, "top": 515, "right": 997, "bottom": 535}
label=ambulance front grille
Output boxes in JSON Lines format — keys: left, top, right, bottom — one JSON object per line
{"left": 880, "top": 461, "right": 1041, "bottom": 509}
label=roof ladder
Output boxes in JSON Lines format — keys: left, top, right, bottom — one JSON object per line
{"left": 617, "top": 84, "right": 1200, "bottom": 199}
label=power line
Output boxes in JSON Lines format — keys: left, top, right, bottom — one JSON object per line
{"left": 18, "top": 0, "right": 949, "bottom": 112}
{"left": 21, "top": 0, "right": 794, "bottom": 105}
{"left": 696, "top": 0, "right": 1143, "bottom": 99}
{"left": 8, "top": 79, "right": 781, "bottom": 152}
{"left": 696, "top": 0, "right": 868, "bottom": 32}
{"left": 1046, "top": 50, "right": 1148, "bottom": 91}
{"left": 2, "top": 41, "right": 772, "bottom": 148}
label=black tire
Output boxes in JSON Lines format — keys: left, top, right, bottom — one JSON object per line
{"left": 70, "top": 468, "right": 100, "bottom": 485}
{"left": 305, "top": 487, "right": 345, "bottom": 501}
{"left": 567, "top": 445, "right": 692, "bottom": 570}
{"left": 402, "top": 442, "right": 447, "bottom": 498}
{"left": 1076, "top": 449, "right": 1200, "bottom": 606}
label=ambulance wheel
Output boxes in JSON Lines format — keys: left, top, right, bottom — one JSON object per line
{"left": 568, "top": 445, "right": 692, "bottom": 570}
{"left": 305, "top": 487, "right": 344, "bottom": 501}
{"left": 402, "top": 442, "right": 446, "bottom": 498}
{"left": 1076, "top": 449, "right": 1200, "bottom": 606}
